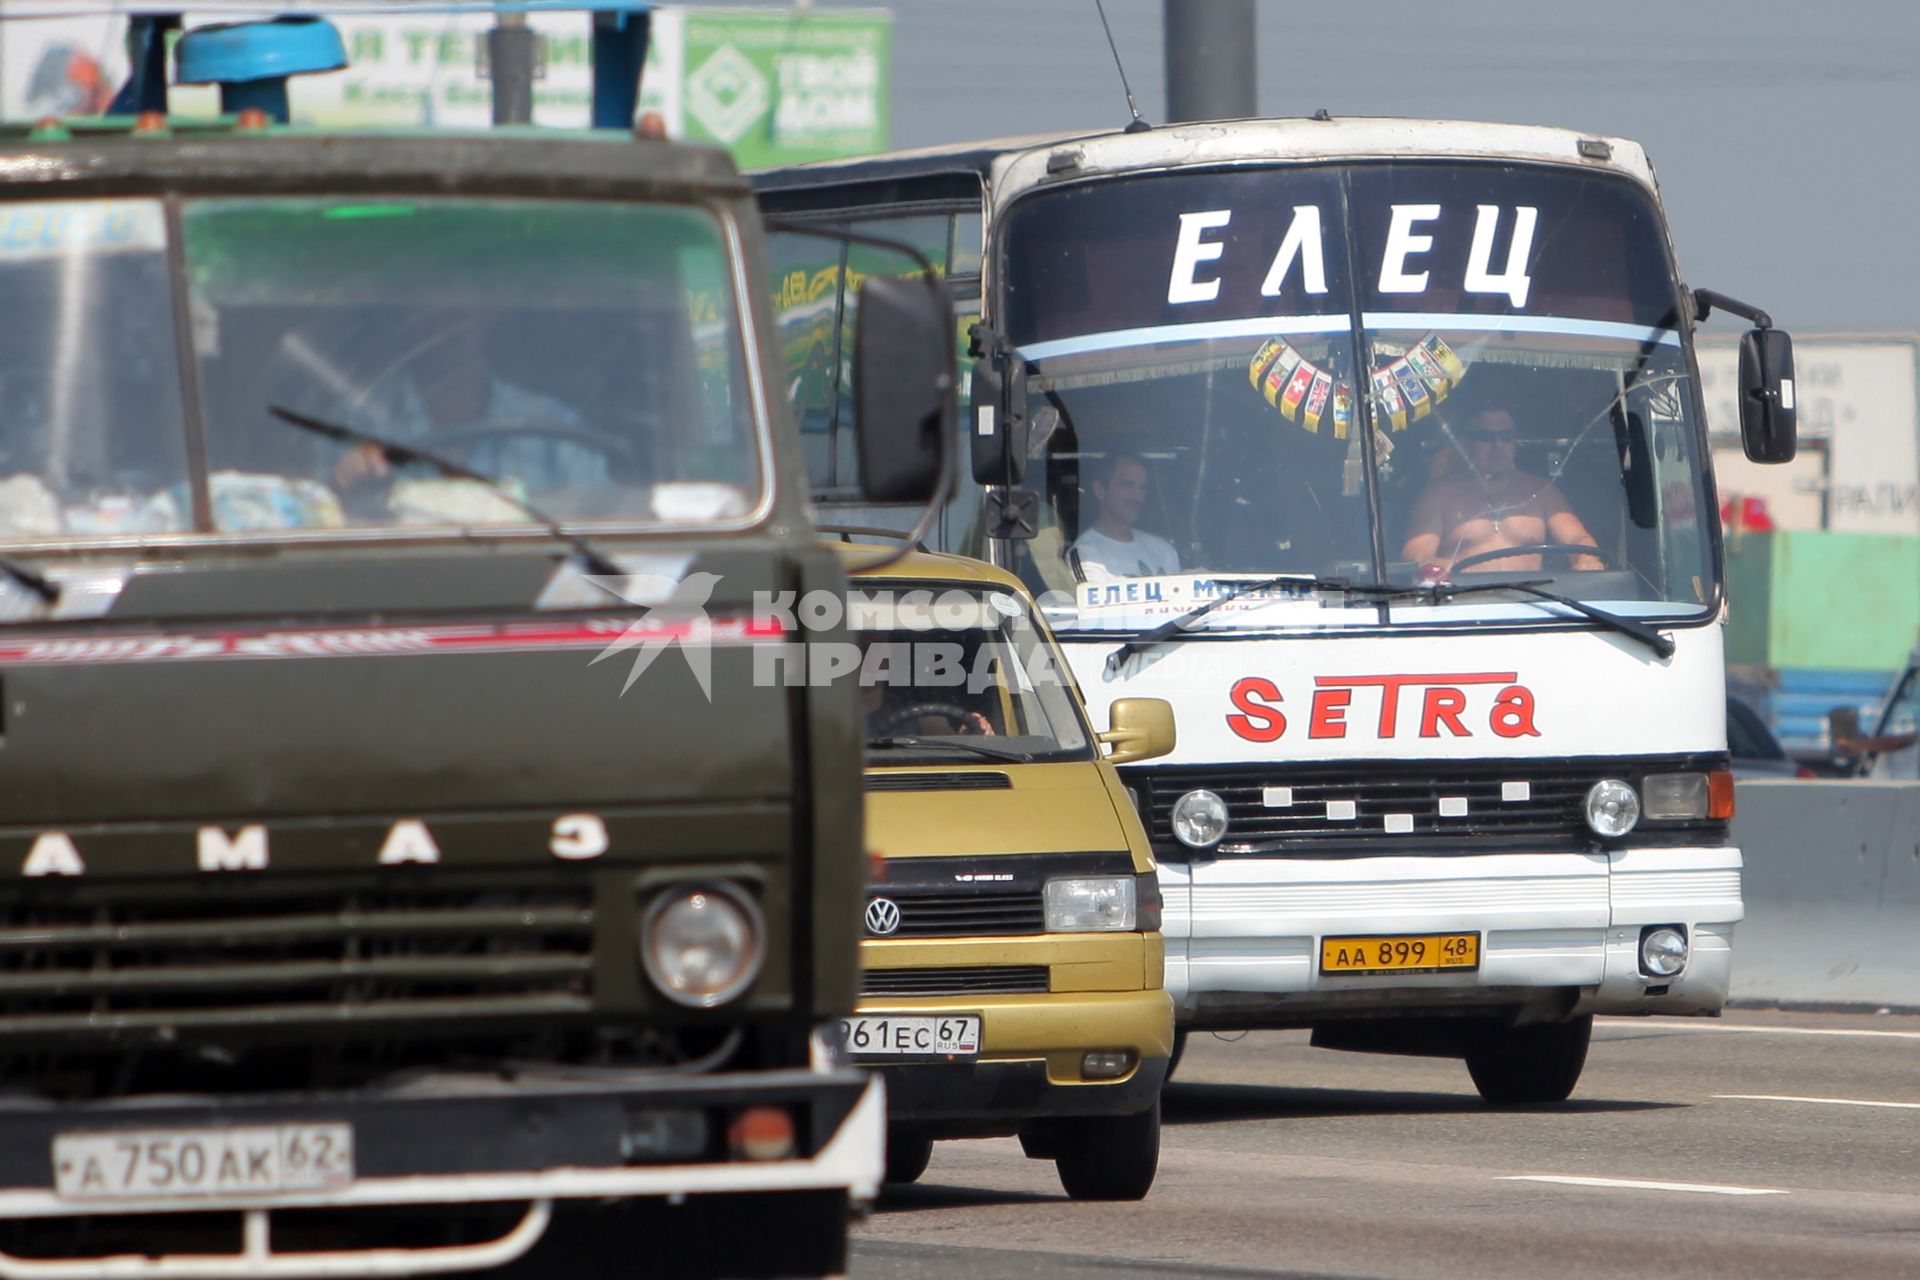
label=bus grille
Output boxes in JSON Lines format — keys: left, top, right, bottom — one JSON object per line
{"left": 1135, "top": 763, "right": 1613, "bottom": 853}
{"left": 861, "top": 966, "right": 1049, "bottom": 998}
{"left": 0, "top": 881, "right": 596, "bottom": 1036}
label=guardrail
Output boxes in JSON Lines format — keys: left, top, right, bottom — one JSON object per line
{"left": 1731, "top": 779, "right": 1920, "bottom": 1008}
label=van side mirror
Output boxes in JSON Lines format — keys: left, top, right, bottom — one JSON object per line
{"left": 1100, "top": 697, "right": 1175, "bottom": 766}
{"left": 853, "top": 275, "right": 955, "bottom": 503}
{"left": 1738, "top": 327, "right": 1797, "bottom": 464}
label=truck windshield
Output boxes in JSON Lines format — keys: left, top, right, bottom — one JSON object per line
{"left": 0, "top": 195, "right": 764, "bottom": 543}
{"left": 853, "top": 585, "right": 1093, "bottom": 762}
{"left": 999, "top": 163, "right": 1714, "bottom": 633}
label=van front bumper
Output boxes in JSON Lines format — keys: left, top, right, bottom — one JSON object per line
{"left": 850, "top": 988, "right": 1172, "bottom": 1137}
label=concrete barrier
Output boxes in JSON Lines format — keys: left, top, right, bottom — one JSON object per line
{"left": 1730, "top": 779, "right": 1920, "bottom": 1008}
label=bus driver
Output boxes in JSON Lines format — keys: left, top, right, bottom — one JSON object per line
{"left": 1400, "top": 405, "right": 1603, "bottom": 577}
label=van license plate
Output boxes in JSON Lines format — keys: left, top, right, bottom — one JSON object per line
{"left": 840, "top": 1015, "right": 981, "bottom": 1058}
{"left": 54, "top": 1124, "right": 354, "bottom": 1201}
{"left": 1320, "top": 933, "right": 1480, "bottom": 975}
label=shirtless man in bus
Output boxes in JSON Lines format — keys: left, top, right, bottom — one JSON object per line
{"left": 1400, "top": 406, "right": 1603, "bottom": 577}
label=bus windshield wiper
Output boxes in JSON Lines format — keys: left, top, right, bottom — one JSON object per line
{"left": 0, "top": 554, "right": 58, "bottom": 604}
{"left": 1103, "top": 574, "right": 1370, "bottom": 674}
{"left": 269, "top": 405, "right": 624, "bottom": 578}
{"left": 1102, "top": 571, "right": 1675, "bottom": 672}
{"left": 1380, "top": 578, "right": 1676, "bottom": 659}
{"left": 865, "top": 735, "right": 1029, "bottom": 762}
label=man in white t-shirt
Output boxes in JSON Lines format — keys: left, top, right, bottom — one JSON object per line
{"left": 1071, "top": 453, "right": 1180, "bottom": 581}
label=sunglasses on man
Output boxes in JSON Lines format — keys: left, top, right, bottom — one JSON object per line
{"left": 1461, "top": 428, "right": 1518, "bottom": 442}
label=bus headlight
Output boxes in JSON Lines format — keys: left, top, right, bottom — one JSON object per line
{"left": 1584, "top": 779, "right": 1640, "bottom": 837}
{"left": 639, "top": 884, "right": 765, "bottom": 1008}
{"left": 1641, "top": 772, "right": 1708, "bottom": 820}
{"left": 1045, "top": 877, "right": 1137, "bottom": 932}
{"left": 1171, "top": 789, "right": 1229, "bottom": 850}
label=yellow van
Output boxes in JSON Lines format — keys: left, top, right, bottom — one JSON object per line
{"left": 841, "top": 551, "right": 1175, "bottom": 1200}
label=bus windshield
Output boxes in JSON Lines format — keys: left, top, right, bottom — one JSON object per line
{"left": 0, "top": 196, "right": 764, "bottom": 544}
{"left": 998, "top": 162, "right": 1714, "bottom": 632}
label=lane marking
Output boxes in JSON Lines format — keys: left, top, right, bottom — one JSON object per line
{"left": 1499, "top": 1174, "right": 1786, "bottom": 1196}
{"left": 1598, "top": 1019, "right": 1920, "bottom": 1042}
{"left": 1716, "top": 1093, "right": 1920, "bottom": 1110}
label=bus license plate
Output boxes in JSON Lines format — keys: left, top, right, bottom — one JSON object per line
{"left": 54, "top": 1124, "right": 354, "bottom": 1202}
{"left": 840, "top": 1015, "right": 980, "bottom": 1059}
{"left": 1320, "top": 933, "right": 1480, "bottom": 975}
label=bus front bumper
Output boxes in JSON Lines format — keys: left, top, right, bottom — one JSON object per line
{"left": 1163, "top": 846, "right": 1742, "bottom": 1026}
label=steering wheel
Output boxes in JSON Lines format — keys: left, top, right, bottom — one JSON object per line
{"left": 876, "top": 701, "right": 994, "bottom": 737}
{"left": 426, "top": 417, "right": 637, "bottom": 471}
{"left": 1448, "top": 542, "right": 1617, "bottom": 575}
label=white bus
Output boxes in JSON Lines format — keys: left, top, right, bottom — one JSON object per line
{"left": 756, "top": 118, "right": 1798, "bottom": 1103}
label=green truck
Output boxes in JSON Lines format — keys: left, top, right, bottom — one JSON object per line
{"left": 0, "top": 5, "right": 951, "bottom": 1276}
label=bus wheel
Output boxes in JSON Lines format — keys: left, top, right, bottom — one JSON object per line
{"left": 883, "top": 1131, "right": 933, "bottom": 1185}
{"left": 1465, "top": 1014, "right": 1593, "bottom": 1105}
{"left": 1054, "top": 1100, "right": 1160, "bottom": 1201}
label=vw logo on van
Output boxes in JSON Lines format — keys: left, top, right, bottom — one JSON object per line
{"left": 864, "top": 897, "right": 902, "bottom": 936}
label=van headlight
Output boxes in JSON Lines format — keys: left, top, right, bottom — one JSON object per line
{"left": 1584, "top": 779, "right": 1640, "bottom": 837}
{"left": 639, "top": 883, "right": 765, "bottom": 1008}
{"left": 1045, "top": 877, "right": 1137, "bottom": 932}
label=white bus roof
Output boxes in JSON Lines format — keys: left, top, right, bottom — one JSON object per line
{"left": 752, "top": 116, "right": 1658, "bottom": 213}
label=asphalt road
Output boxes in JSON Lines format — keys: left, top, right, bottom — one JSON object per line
{"left": 849, "top": 1009, "right": 1920, "bottom": 1280}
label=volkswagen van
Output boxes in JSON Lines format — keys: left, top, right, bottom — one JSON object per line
{"left": 834, "top": 550, "right": 1175, "bottom": 1200}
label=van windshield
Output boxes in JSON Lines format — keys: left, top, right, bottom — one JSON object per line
{"left": 0, "top": 195, "right": 764, "bottom": 544}
{"left": 852, "top": 584, "right": 1093, "bottom": 762}
{"left": 998, "top": 162, "right": 1715, "bottom": 633}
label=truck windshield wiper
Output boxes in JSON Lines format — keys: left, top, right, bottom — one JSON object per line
{"left": 864, "top": 735, "right": 1029, "bottom": 762}
{"left": 1103, "top": 574, "right": 1373, "bottom": 674}
{"left": 269, "top": 405, "right": 624, "bottom": 578}
{"left": 1379, "top": 578, "right": 1676, "bottom": 659}
{"left": 0, "top": 554, "right": 58, "bottom": 604}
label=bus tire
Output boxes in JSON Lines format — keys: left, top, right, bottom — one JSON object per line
{"left": 1054, "top": 1100, "right": 1160, "bottom": 1201}
{"left": 1465, "top": 1014, "right": 1593, "bottom": 1105}
{"left": 883, "top": 1131, "right": 933, "bottom": 1185}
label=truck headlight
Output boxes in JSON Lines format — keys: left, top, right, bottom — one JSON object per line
{"left": 1584, "top": 779, "right": 1640, "bottom": 837}
{"left": 639, "top": 883, "right": 765, "bottom": 1008}
{"left": 1641, "top": 772, "right": 1708, "bottom": 820}
{"left": 1045, "top": 877, "right": 1137, "bottom": 932}
{"left": 1171, "top": 789, "right": 1228, "bottom": 850}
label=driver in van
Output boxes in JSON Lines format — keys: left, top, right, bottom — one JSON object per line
{"left": 1400, "top": 405, "right": 1603, "bottom": 577}
{"left": 1070, "top": 452, "right": 1181, "bottom": 580}
{"left": 331, "top": 312, "right": 596, "bottom": 493}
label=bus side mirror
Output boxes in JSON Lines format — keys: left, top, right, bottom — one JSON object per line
{"left": 1738, "top": 327, "right": 1797, "bottom": 464}
{"left": 853, "top": 276, "right": 955, "bottom": 503}
{"left": 1100, "top": 697, "right": 1176, "bottom": 766}
{"left": 968, "top": 354, "right": 1028, "bottom": 485}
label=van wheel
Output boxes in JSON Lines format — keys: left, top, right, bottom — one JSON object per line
{"left": 1465, "top": 1014, "right": 1593, "bottom": 1105}
{"left": 1054, "top": 1100, "right": 1160, "bottom": 1200}
{"left": 883, "top": 1132, "right": 933, "bottom": 1185}
{"left": 1167, "top": 1028, "right": 1189, "bottom": 1078}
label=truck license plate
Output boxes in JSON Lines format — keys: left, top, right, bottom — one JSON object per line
{"left": 54, "top": 1124, "right": 354, "bottom": 1202}
{"left": 840, "top": 1015, "right": 981, "bottom": 1059}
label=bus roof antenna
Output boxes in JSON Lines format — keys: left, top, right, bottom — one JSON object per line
{"left": 1093, "top": 0, "right": 1151, "bottom": 133}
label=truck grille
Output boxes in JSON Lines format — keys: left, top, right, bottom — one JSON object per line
{"left": 1136, "top": 762, "right": 1604, "bottom": 853}
{"left": 0, "top": 880, "right": 596, "bottom": 1036}
{"left": 861, "top": 966, "right": 1048, "bottom": 997}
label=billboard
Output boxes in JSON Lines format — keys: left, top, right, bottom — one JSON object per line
{"left": 0, "top": 6, "right": 889, "bottom": 163}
